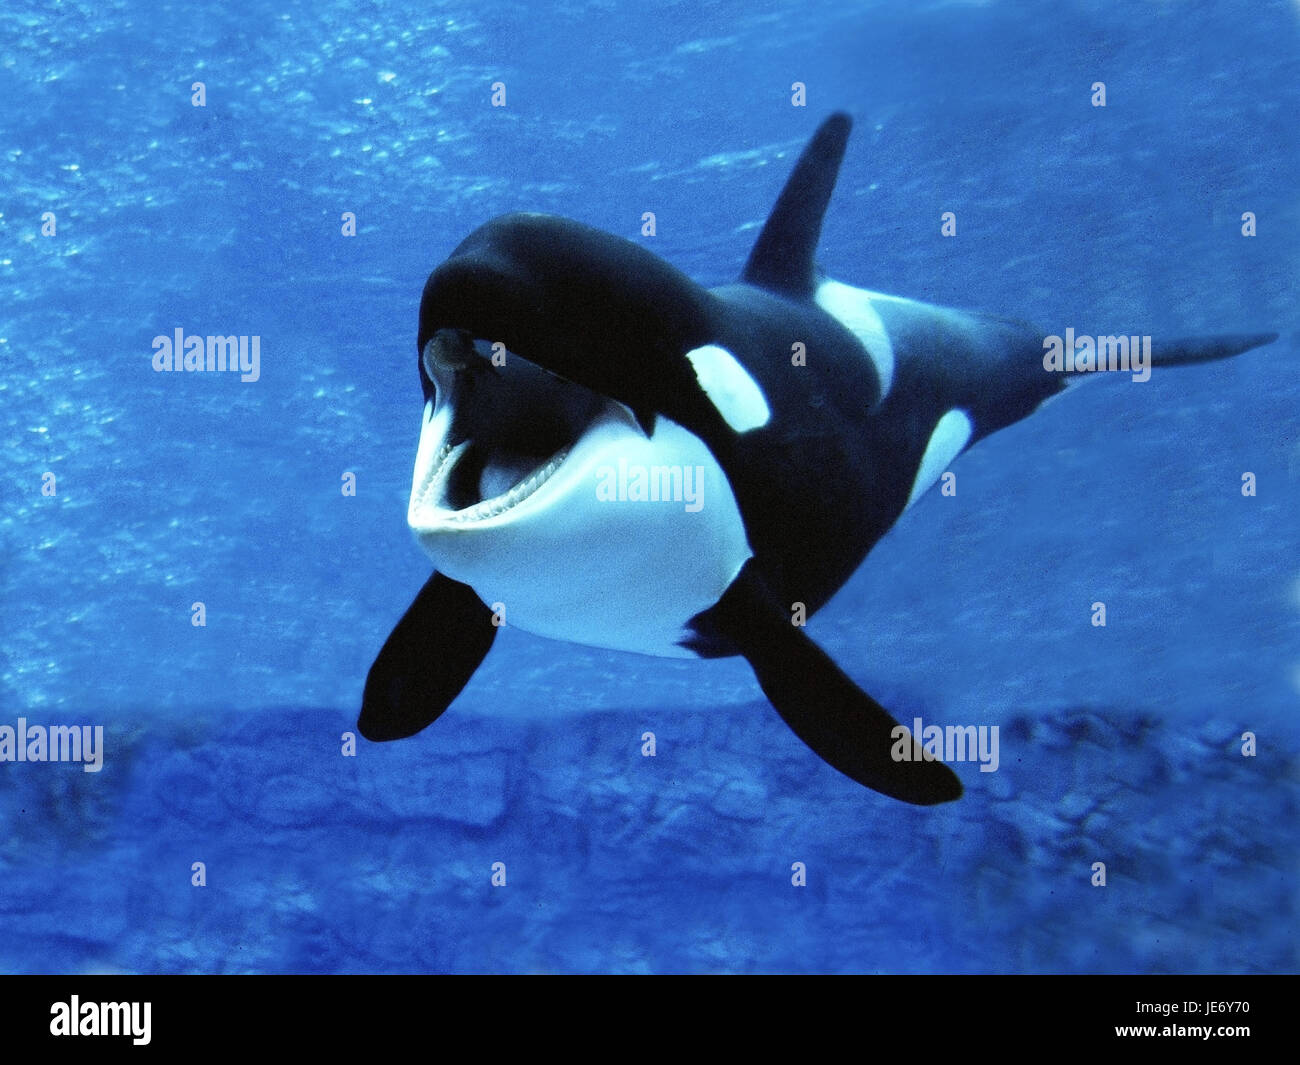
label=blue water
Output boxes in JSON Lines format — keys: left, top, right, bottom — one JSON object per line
{"left": 2, "top": 0, "right": 1297, "bottom": 973}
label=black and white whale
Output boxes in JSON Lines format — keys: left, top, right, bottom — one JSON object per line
{"left": 359, "top": 112, "right": 1276, "bottom": 805}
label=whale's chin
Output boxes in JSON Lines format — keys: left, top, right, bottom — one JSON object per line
{"left": 405, "top": 397, "right": 749, "bottom": 658}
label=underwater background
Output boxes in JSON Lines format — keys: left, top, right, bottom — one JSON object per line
{"left": 2, "top": 0, "right": 1297, "bottom": 973}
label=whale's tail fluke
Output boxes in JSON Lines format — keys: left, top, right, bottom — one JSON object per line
{"left": 1146, "top": 332, "right": 1279, "bottom": 367}
{"left": 1055, "top": 330, "right": 1280, "bottom": 382}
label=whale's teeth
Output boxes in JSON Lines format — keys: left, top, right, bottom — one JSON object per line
{"left": 443, "top": 447, "right": 570, "bottom": 522}
{"left": 415, "top": 438, "right": 469, "bottom": 511}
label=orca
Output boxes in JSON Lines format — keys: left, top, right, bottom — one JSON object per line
{"left": 359, "top": 112, "right": 1277, "bottom": 805}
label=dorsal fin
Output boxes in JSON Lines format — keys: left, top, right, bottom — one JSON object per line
{"left": 741, "top": 112, "right": 852, "bottom": 298}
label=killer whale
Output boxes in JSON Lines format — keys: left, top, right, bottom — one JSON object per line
{"left": 359, "top": 112, "right": 1277, "bottom": 805}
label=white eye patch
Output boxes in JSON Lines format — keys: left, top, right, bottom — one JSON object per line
{"left": 685, "top": 344, "right": 771, "bottom": 433}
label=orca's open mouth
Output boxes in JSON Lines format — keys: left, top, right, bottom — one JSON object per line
{"left": 411, "top": 328, "right": 619, "bottom": 522}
